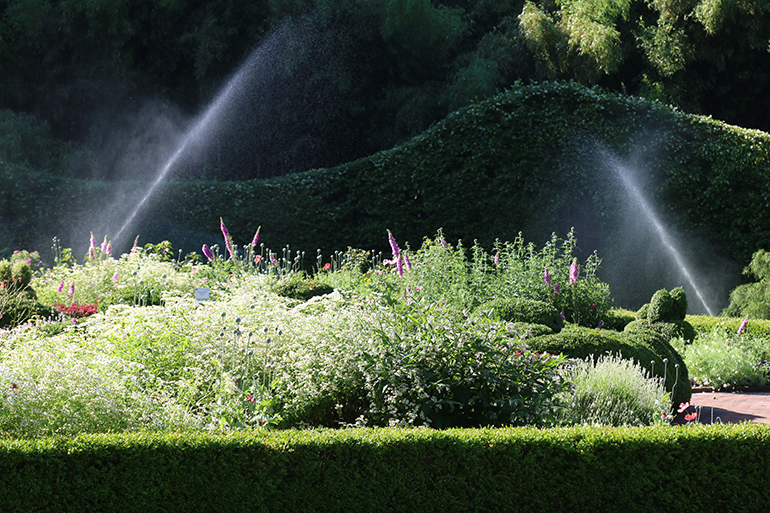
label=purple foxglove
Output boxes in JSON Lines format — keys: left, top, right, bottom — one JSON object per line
{"left": 112, "top": 272, "right": 119, "bottom": 283}
{"left": 404, "top": 252, "right": 412, "bottom": 270}
{"left": 90, "top": 232, "right": 96, "bottom": 250}
{"left": 68, "top": 282, "right": 75, "bottom": 297}
{"left": 396, "top": 254, "right": 404, "bottom": 277}
{"left": 494, "top": 253, "right": 499, "bottom": 265}
{"left": 387, "top": 230, "right": 400, "bottom": 258}
{"left": 738, "top": 315, "right": 749, "bottom": 334}
{"left": 57, "top": 280, "right": 64, "bottom": 293}
{"left": 220, "top": 218, "right": 234, "bottom": 259}
{"left": 544, "top": 267, "right": 551, "bottom": 285}
{"left": 101, "top": 237, "right": 108, "bottom": 253}
{"left": 106, "top": 242, "right": 112, "bottom": 257}
{"left": 569, "top": 259, "right": 578, "bottom": 285}
{"left": 202, "top": 244, "right": 214, "bottom": 261}
{"left": 251, "top": 226, "right": 261, "bottom": 247}
{"left": 88, "top": 246, "right": 95, "bottom": 260}
{"left": 269, "top": 253, "right": 278, "bottom": 266}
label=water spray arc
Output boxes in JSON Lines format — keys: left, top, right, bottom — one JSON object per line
{"left": 604, "top": 151, "right": 715, "bottom": 316}
{"left": 112, "top": 71, "right": 248, "bottom": 246}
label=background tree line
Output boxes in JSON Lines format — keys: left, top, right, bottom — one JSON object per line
{"left": 0, "top": 0, "right": 768, "bottom": 181}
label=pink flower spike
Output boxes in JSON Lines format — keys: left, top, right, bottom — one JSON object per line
{"left": 68, "top": 282, "right": 75, "bottom": 297}
{"left": 101, "top": 237, "right": 108, "bottom": 253}
{"left": 738, "top": 315, "right": 749, "bottom": 334}
{"left": 677, "top": 402, "right": 690, "bottom": 414}
{"left": 397, "top": 254, "right": 404, "bottom": 277}
{"left": 544, "top": 267, "right": 551, "bottom": 285}
{"left": 202, "top": 244, "right": 214, "bottom": 261}
{"left": 220, "top": 217, "right": 230, "bottom": 238}
{"left": 251, "top": 226, "right": 261, "bottom": 247}
{"left": 90, "top": 232, "right": 97, "bottom": 249}
{"left": 387, "top": 230, "right": 400, "bottom": 258}
{"left": 404, "top": 253, "right": 412, "bottom": 270}
{"left": 569, "top": 259, "right": 578, "bottom": 285}
{"left": 493, "top": 253, "right": 499, "bottom": 265}
{"left": 269, "top": 253, "right": 278, "bottom": 266}
{"left": 131, "top": 235, "right": 140, "bottom": 253}
{"left": 112, "top": 272, "right": 119, "bottom": 283}
{"left": 57, "top": 280, "right": 65, "bottom": 293}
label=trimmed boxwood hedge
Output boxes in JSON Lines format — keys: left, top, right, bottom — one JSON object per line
{"left": 0, "top": 426, "right": 768, "bottom": 512}
{"left": 479, "top": 297, "right": 564, "bottom": 332}
{"left": 3, "top": 81, "right": 770, "bottom": 276}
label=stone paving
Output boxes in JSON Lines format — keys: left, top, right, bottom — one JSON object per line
{"left": 684, "top": 391, "right": 770, "bottom": 425}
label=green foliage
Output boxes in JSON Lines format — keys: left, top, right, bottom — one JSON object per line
{"left": 271, "top": 274, "right": 334, "bottom": 301}
{"left": 559, "top": 354, "right": 669, "bottom": 427}
{"left": 724, "top": 249, "right": 770, "bottom": 319}
{"left": 480, "top": 297, "right": 564, "bottom": 332}
{"left": 361, "top": 303, "right": 569, "bottom": 428}
{"left": 602, "top": 307, "right": 636, "bottom": 331}
{"left": 672, "top": 329, "right": 769, "bottom": 391}
{"left": 1, "top": 426, "right": 770, "bottom": 512}
{"left": 528, "top": 323, "right": 691, "bottom": 406}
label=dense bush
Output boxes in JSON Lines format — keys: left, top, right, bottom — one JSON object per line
{"left": 724, "top": 249, "right": 770, "bottom": 319}
{"left": 559, "top": 354, "right": 669, "bottom": 427}
{"left": 527, "top": 324, "right": 691, "bottom": 407}
{"left": 270, "top": 274, "right": 334, "bottom": 301}
{"left": 479, "top": 297, "right": 564, "bottom": 333}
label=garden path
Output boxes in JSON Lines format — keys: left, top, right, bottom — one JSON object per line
{"left": 681, "top": 391, "right": 770, "bottom": 425}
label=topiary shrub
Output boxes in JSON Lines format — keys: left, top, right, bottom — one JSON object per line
{"left": 0, "top": 259, "right": 52, "bottom": 328}
{"left": 504, "top": 322, "right": 555, "bottom": 340}
{"left": 528, "top": 324, "right": 691, "bottom": 407}
{"left": 271, "top": 274, "right": 334, "bottom": 301}
{"left": 724, "top": 249, "right": 770, "bottom": 319}
{"left": 479, "top": 297, "right": 563, "bottom": 333}
{"left": 602, "top": 307, "right": 636, "bottom": 331}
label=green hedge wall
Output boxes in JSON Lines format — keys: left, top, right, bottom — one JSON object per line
{"left": 3, "top": 81, "right": 770, "bottom": 269}
{"left": 0, "top": 426, "right": 768, "bottom": 512}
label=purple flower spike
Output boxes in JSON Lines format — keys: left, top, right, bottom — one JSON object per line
{"left": 101, "top": 237, "right": 108, "bottom": 253}
{"left": 90, "top": 232, "right": 97, "bottom": 249}
{"left": 397, "top": 254, "right": 404, "bottom": 277}
{"left": 112, "top": 272, "right": 119, "bottom": 283}
{"left": 202, "top": 244, "right": 214, "bottom": 261}
{"left": 220, "top": 218, "right": 234, "bottom": 259}
{"left": 57, "top": 280, "right": 65, "bottom": 293}
{"left": 404, "top": 253, "right": 412, "bottom": 271}
{"left": 131, "top": 236, "right": 140, "bottom": 254}
{"left": 569, "top": 259, "right": 578, "bottom": 285}
{"left": 544, "top": 267, "right": 551, "bottom": 286}
{"left": 269, "top": 253, "right": 278, "bottom": 266}
{"left": 387, "top": 230, "right": 400, "bottom": 258}
{"left": 68, "top": 282, "right": 75, "bottom": 297}
{"left": 440, "top": 238, "right": 448, "bottom": 249}
{"left": 738, "top": 315, "right": 749, "bottom": 335}
{"left": 494, "top": 253, "right": 499, "bottom": 265}
{"left": 251, "top": 226, "right": 261, "bottom": 247}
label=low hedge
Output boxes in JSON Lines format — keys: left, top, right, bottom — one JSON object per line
{"left": 686, "top": 315, "right": 770, "bottom": 339}
{"left": 0, "top": 426, "right": 767, "bottom": 512}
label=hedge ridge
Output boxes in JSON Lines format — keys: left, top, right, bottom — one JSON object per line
{"left": 0, "top": 426, "right": 767, "bottom": 512}
{"left": 3, "top": 81, "right": 770, "bottom": 268}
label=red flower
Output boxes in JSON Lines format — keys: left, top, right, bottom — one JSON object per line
{"left": 246, "top": 394, "right": 255, "bottom": 404}
{"left": 677, "top": 402, "right": 690, "bottom": 414}
{"left": 323, "top": 263, "right": 331, "bottom": 270}
{"left": 684, "top": 412, "right": 697, "bottom": 422}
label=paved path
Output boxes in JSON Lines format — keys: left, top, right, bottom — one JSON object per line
{"left": 683, "top": 391, "right": 770, "bottom": 425}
